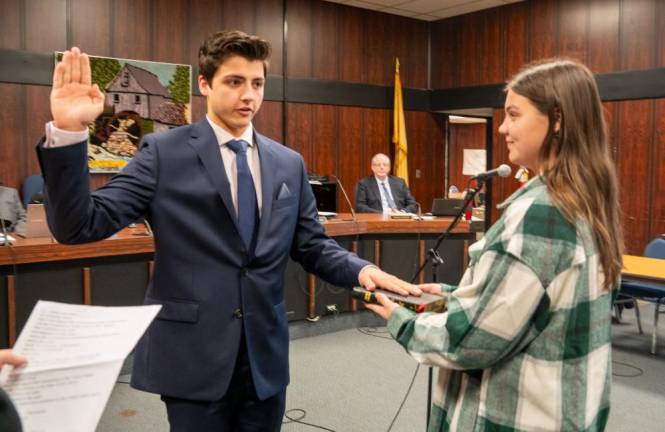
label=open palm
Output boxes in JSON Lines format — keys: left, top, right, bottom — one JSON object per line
{"left": 50, "top": 47, "right": 105, "bottom": 131}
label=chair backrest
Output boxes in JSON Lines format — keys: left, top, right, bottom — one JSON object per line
{"left": 21, "top": 174, "right": 44, "bottom": 208}
{"left": 644, "top": 237, "right": 665, "bottom": 259}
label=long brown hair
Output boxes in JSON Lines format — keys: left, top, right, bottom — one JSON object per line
{"left": 507, "top": 59, "right": 623, "bottom": 290}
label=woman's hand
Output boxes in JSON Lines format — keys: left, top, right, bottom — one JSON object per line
{"left": 365, "top": 292, "right": 400, "bottom": 320}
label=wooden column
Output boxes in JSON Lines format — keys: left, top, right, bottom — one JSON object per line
{"left": 82, "top": 267, "right": 92, "bottom": 305}
{"left": 350, "top": 241, "right": 358, "bottom": 312}
{"left": 307, "top": 273, "right": 317, "bottom": 319}
{"left": 7, "top": 275, "right": 16, "bottom": 346}
{"left": 418, "top": 240, "right": 426, "bottom": 284}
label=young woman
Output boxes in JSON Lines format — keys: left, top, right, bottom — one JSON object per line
{"left": 367, "top": 59, "right": 623, "bottom": 431}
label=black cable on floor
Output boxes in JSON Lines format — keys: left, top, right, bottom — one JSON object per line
{"left": 283, "top": 408, "right": 336, "bottom": 431}
{"left": 386, "top": 363, "right": 420, "bottom": 432}
{"left": 612, "top": 360, "right": 644, "bottom": 378}
{"left": 357, "top": 326, "right": 393, "bottom": 340}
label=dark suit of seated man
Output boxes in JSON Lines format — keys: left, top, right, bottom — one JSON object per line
{"left": 355, "top": 153, "right": 418, "bottom": 214}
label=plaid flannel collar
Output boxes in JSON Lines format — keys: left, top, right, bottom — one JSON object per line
{"left": 496, "top": 175, "right": 545, "bottom": 210}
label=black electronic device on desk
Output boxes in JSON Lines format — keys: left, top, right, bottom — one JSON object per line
{"left": 431, "top": 198, "right": 466, "bottom": 216}
{"left": 309, "top": 175, "right": 337, "bottom": 213}
{"left": 351, "top": 287, "right": 447, "bottom": 313}
{"left": 307, "top": 173, "right": 329, "bottom": 183}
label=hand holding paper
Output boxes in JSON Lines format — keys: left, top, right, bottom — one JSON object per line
{"left": 0, "top": 301, "right": 160, "bottom": 432}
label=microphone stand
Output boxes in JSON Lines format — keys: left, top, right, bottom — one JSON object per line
{"left": 409, "top": 178, "right": 485, "bottom": 427}
{"left": 332, "top": 175, "right": 357, "bottom": 222}
{"left": 1, "top": 219, "right": 10, "bottom": 246}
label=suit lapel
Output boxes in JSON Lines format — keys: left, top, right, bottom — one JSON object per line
{"left": 368, "top": 177, "right": 381, "bottom": 203}
{"left": 255, "top": 132, "right": 275, "bottom": 246}
{"left": 188, "top": 120, "right": 241, "bottom": 236}
{"left": 388, "top": 176, "right": 400, "bottom": 201}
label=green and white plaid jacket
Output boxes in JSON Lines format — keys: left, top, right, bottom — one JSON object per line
{"left": 388, "top": 176, "right": 614, "bottom": 432}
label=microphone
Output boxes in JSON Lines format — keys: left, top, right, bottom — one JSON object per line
{"left": 472, "top": 164, "right": 511, "bottom": 181}
{"left": 412, "top": 202, "right": 423, "bottom": 220}
{"left": 143, "top": 218, "right": 153, "bottom": 236}
{"left": 331, "top": 175, "right": 357, "bottom": 222}
{"left": 131, "top": 217, "right": 153, "bottom": 237}
{"left": 1, "top": 219, "right": 10, "bottom": 246}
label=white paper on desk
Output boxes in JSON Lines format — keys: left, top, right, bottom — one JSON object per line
{"left": 462, "top": 149, "right": 486, "bottom": 176}
{"left": 1, "top": 300, "right": 161, "bottom": 432}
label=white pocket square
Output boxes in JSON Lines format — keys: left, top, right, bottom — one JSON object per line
{"left": 277, "top": 183, "right": 291, "bottom": 200}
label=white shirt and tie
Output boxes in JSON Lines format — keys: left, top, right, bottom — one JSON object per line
{"left": 374, "top": 176, "right": 397, "bottom": 214}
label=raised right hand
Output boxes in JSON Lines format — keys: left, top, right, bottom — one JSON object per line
{"left": 50, "top": 47, "right": 105, "bottom": 132}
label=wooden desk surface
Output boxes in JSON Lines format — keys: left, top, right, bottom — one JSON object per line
{"left": 622, "top": 254, "right": 665, "bottom": 283}
{"left": 0, "top": 214, "right": 473, "bottom": 266}
{"left": 321, "top": 213, "right": 472, "bottom": 237}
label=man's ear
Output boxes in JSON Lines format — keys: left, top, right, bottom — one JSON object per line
{"left": 198, "top": 75, "right": 210, "bottom": 96}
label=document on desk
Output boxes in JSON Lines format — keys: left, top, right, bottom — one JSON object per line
{"left": 0, "top": 300, "right": 161, "bottom": 432}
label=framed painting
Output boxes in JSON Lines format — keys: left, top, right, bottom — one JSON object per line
{"left": 55, "top": 53, "right": 192, "bottom": 173}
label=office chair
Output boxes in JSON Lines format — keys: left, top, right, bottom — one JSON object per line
{"left": 21, "top": 174, "right": 44, "bottom": 208}
{"left": 618, "top": 237, "right": 665, "bottom": 355}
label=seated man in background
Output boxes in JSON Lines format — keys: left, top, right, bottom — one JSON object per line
{"left": 355, "top": 153, "right": 417, "bottom": 214}
{"left": 0, "top": 186, "right": 26, "bottom": 235}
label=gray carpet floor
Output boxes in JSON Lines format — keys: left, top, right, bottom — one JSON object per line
{"left": 98, "top": 302, "right": 665, "bottom": 431}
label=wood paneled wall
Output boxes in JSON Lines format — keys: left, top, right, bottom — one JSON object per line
{"left": 432, "top": 0, "right": 665, "bottom": 254}
{"left": 0, "top": 0, "right": 445, "bottom": 213}
{"left": 2, "top": 0, "right": 664, "bottom": 253}
{"left": 448, "top": 122, "right": 486, "bottom": 198}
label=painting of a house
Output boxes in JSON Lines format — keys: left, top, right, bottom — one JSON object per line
{"left": 106, "top": 64, "right": 187, "bottom": 132}
{"left": 55, "top": 52, "right": 191, "bottom": 173}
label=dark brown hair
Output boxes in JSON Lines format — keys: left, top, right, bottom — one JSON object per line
{"left": 198, "top": 30, "right": 271, "bottom": 84}
{"left": 507, "top": 59, "right": 623, "bottom": 290}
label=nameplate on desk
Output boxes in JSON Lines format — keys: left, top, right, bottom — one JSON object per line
{"left": 389, "top": 213, "right": 413, "bottom": 220}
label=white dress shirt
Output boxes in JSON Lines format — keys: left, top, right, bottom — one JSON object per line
{"left": 374, "top": 176, "right": 395, "bottom": 214}
{"left": 205, "top": 116, "right": 262, "bottom": 217}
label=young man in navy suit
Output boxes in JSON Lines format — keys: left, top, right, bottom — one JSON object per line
{"left": 37, "top": 31, "right": 420, "bottom": 431}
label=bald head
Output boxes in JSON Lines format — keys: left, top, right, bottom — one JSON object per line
{"left": 371, "top": 153, "right": 391, "bottom": 181}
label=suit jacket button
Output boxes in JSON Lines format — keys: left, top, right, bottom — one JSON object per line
{"left": 233, "top": 309, "right": 243, "bottom": 319}
{"left": 241, "top": 268, "right": 248, "bottom": 277}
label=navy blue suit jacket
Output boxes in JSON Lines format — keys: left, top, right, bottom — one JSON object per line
{"left": 36, "top": 120, "right": 370, "bottom": 401}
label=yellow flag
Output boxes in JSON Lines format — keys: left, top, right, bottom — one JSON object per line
{"left": 392, "top": 58, "right": 408, "bottom": 185}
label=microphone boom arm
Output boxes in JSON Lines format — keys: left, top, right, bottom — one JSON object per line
{"left": 409, "top": 179, "right": 485, "bottom": 284}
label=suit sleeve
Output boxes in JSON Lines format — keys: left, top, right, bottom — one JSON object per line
{"left": 401, "top": 179, "right": 418, "bottom": 213}
{"left": 36, "top": 136, "right": 158, "bottom": 244}
{"left": 290, "top": 158, "right": 371, "bottom": 288}
{"left": 355, "top": 179, "right": 380, "bottom": 213}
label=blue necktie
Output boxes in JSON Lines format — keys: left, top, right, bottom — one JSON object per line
{"left": 227, "top": 139, "right": 258, "bottom": 252}
{"left": 381, "top": 182, "right": 396, "bottom": 210}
